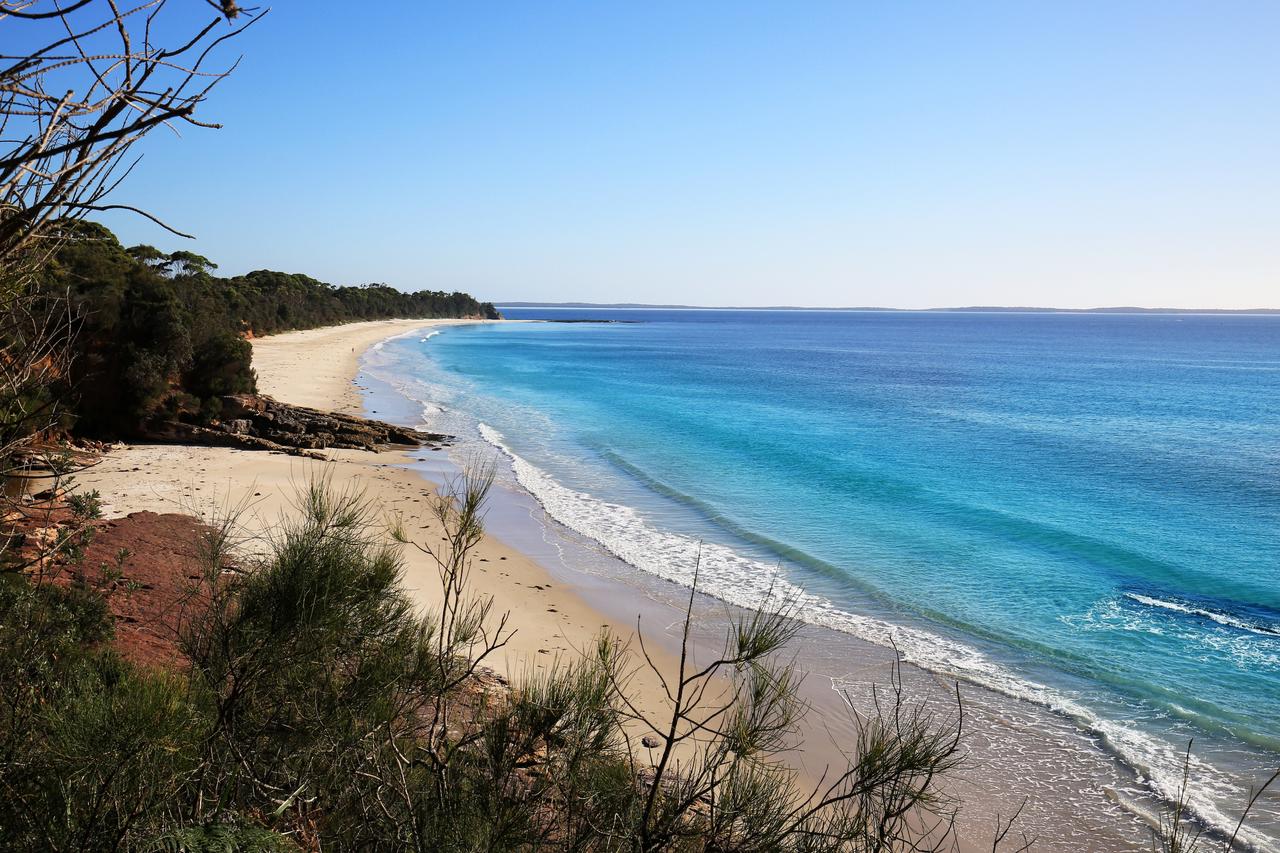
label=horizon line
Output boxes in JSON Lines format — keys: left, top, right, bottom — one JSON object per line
{"left": 494, "top": 301, "right": 1280, "bottom": 315}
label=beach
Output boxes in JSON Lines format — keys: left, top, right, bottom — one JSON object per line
{"left": 78, "top": 318, "right": 681, "bottom": 704}
{"left": 354, "top": 311, "right": 1280, "bottom": 852}
{"left": 7, "top": 3, "right": 1273, "bottom": 849}
{"left": 71, "top": 318, "right": 1137, "bottom": 852}
{"left": 76, "top": 315, "right": 1271, "bottom": 852}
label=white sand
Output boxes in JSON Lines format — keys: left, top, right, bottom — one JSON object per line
{"left": 79, "top": 319, "right": 681, "bottom": 702}
{"left": 76, "top": 318, "right": 1004, "bottom": 850}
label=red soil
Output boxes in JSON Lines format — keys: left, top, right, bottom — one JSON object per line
{"left": 75, "top": 511, "right": 214, "bottom": 668}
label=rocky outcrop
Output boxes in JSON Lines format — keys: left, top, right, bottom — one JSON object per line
{"left": 145, "top": 394, "right": 451, "bottom": 457}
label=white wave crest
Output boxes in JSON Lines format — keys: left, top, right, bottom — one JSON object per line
{"left": 1126, "top": 593, "right": 1280, "bottom": 638}
{"left": 477, "top": 422, "right": 1270, "bottom": 849}
{"left": 365, "top": 325, "right": 440, "bottom": 357}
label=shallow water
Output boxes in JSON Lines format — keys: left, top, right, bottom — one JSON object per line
{"left": 363, "top": 309, "right": 1280, "bottom": 849}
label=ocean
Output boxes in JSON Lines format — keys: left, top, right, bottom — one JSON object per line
{"left": 362, "top": 309, "right": 1280, "bottom": 849}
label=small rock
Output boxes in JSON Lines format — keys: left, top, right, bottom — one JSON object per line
{"left": 28, "top": 526, "right": 60, "bottom": 547}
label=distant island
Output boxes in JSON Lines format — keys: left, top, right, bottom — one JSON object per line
{"left": 499, "top": 301, "right": 1280, "bottom": 314}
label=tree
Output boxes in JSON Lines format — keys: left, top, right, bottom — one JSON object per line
{"left": 0, "top": 1, "right": 253, "bottom": 557}
{"left": 168, "top": 249, "right": 217, "bottom": 277}
{"left": 126, "top": 243, "right": 172, "bottom": 274}
{"left": 0, "top": 0, "right": 256, "bottom": 262}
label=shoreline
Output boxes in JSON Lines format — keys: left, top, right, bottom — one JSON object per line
{"left": 251, "top": 318, "right": 481, "bottom": 413}
{"left": 354, "top": 321, "right": 1169, "bottom": 851}
{"left": 358, "top": 320, "right": 1246, "bottom": 852}
{"left": 78, "top": 318, "right": 684, "bottom": 718}
{"left": 80, "top": 317, "right": 1185, "bottom": 852}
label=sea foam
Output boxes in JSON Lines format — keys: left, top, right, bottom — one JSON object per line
{"left": 1126, "top": 593, "right": 1280, "bottom": 638}
{"left": 478, "top": 421, "right": 1270, "bottom": 848}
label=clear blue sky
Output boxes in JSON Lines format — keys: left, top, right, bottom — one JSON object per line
{"left": 102, "top": 1, "right": 1279, "bottom": 308}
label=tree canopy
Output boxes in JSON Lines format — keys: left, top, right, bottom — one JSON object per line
{"left": 40, "top": 222, "right": 498, "bottom": 434}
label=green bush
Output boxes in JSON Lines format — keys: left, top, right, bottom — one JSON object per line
{"left": 187, "top": 332, "right": 256, "bottom": 400}
{"left": 0, "top": 475, "right": 975, "bottom": 851}
{"left": 11, "top": 473, "right": 1262, "bottom": 851}
{"left": 0, "top": 575, "right": 196, "bottom": 851}
{"left": 36, "top": 659, "right": 201, "bottom": 850}
{"left": 143, "top": 822, "right": 299, "bottom": 853}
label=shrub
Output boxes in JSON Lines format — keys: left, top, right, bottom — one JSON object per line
{"left": 187, "top": 332, "right": 256, "bottom": 401}
{"left": 23, "top": 472, "right": 1274, "bottom": 850}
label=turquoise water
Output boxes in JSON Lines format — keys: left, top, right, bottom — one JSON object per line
{"left": 369, "top": 309, "right": 1280, "bottom": 845}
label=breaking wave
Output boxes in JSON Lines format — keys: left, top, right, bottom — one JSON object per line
{"left": 1126, "top": 593, "right": 1280, "bottom": 638}
{"left": 477, "top": 421, "right": 1272, "bottom": 849}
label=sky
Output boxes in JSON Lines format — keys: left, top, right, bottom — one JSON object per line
{"left": 92, "top": 1, "right": 1280, "bottom": 309}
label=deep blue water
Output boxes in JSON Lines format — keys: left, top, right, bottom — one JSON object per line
{"left": 370, "top": 309, "right": 1280, "bottom": 843}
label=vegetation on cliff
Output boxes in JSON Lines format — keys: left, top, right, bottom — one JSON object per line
{"left": 0, "top": 473, "right": 975, "bottom": 852}
{"left": 0, "top": 1, "right": 495, "bottom": 449}
{"left": 41, "top": 220, "right": 498, "bottom": 435}
{"left": 5, "top": 469, "right": 1267, "bottom": 851}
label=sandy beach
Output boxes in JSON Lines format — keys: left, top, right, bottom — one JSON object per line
{"left": 74, "top": 317, "right": 987, "bottom": 845}
{"left": 74, "top": 318, "right": 1152, "bottom": 852}
{"left": 78, "top": 318, "right": 679, "bottom": 698}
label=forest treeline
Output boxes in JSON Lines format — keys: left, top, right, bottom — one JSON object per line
{"left": 41, "top": 221, "right": 498, "bottom": 435}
